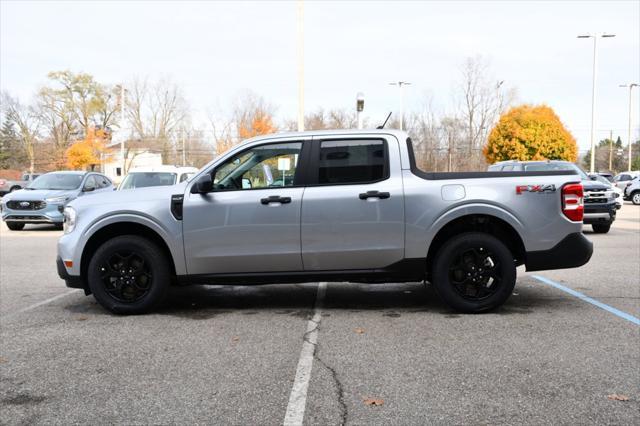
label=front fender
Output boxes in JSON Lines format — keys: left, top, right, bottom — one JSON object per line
{"left": 59, "top": 211, "right": 185, "bottom": 277}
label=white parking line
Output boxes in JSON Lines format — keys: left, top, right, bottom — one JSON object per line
{"left": 283, "top": 282, "right": 327, "bottom": 426}
{"left": 4, "top": 289, "right": 80, "bottom": 318}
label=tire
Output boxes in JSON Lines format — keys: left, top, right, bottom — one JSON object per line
{"left": 6, "top": 221, "right": 25, "bottom": 231}
{"left": 632, "top": 191, "right": 640, "bottom": 205}
{"left": 87, "top": 235, "right": 171, "bottom": 314}
{"left": 432, "top": 232, "right": 516, "bottom": 313}
{"left": 592, "top": 224, "right": 611, "bottom": 233}
{"left": 9, "top": 186, "right": 20, "bottom": 192}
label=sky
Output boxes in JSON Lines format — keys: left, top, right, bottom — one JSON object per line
{"left": 1, "top": 0, "right": 639, "bottom": 151}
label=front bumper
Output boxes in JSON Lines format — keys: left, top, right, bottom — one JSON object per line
{"left": 583, "top": 203, "right": 616, "bottom": 225}
{"left": 525, "top": 232, "right": 593, "bottom": 272}
{"left": 2, "top": 203, "right": 65, "bottom": 224}
{"left": 56, "top": 256, "right": 85, "bottom": 290}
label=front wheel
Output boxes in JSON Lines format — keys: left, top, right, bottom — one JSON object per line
{"left": 87, "top": 235, "right": 171, "bottom": 314}
{"left": 592, "top": 224, "right": 611, "bottom": 233}
{"left": 432, "top": 232, "right": 516, "bottom": 313}
{"left": 632, "top": 192, "right": 640, "bottom": 205}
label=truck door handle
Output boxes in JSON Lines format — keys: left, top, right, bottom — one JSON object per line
{"left": 260, "top": 195, "right": 292, "bottom": 205}
{"left": 359, "top": 191, "right": 391, "bottom": 200}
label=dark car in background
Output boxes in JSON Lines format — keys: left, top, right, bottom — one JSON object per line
{"left": 489, "top": 160, "right": 619, "bottom": 233}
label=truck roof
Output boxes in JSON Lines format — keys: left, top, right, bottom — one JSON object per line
{"left": 242, "top": 129, "right": 409, "bottom": 144}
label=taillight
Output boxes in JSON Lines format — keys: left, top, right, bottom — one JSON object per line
{"left": 562, "top": 183, "right": 584, "bottom": 222}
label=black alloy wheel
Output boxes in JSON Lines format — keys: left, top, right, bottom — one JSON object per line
{"left": 87, "top": 235, "right": 170, "bottom": 314}
{"left": 432, "top": 232, "right": 516, "bottom": 313}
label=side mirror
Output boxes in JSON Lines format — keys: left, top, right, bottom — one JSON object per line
{"left": 83, "top": 185, "right": 96, "bottom": 192}
{"left": 589, "top": 175, "right": 597, "bottom": 181}
{"left": 242, "top": 178, "right": 252, "bottom": 189}
{"left": 190, "top": 174, "right": 213, "bottom": 194}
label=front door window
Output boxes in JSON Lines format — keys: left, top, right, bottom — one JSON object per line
{"left": 213, "top": 142, "right": 302, "bottom": 191}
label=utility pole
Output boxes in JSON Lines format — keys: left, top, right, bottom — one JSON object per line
{"left": 389, "top": 81, "right": 411, "bottom": 131}
{"left": 182, "top": 130, "right": 187, "bottom": 166}
{"left": 120, "top": 83, "right": 126, "bottom": 177}
{"left": 296, "top": 0, "right": 304, "bottom": 132}
{"left": 608, "top": 130, "right": 613, "bottom": 171}
{"left": 620, "top": 83, "right": 638, "bottom": 171}
{"left": 578, "top": 33, "right": 616, "bottom": 173}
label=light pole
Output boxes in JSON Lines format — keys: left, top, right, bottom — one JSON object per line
{"left": 296, "top": 0, "right": 304, "bottom": 132}
{"left": 356, "top": 92, "right": 364, "bottom": 129}
{"left": 578, "top": 33, "right": 616, "bottom": 173}
{"left": 389, "top": 81, "right": 411, "bottom": 131}
{"left": 620, "top": 83, "right": 638, "bottom": 171}
{"left": 119, "top": 83, "right": 126, "bottom": 178}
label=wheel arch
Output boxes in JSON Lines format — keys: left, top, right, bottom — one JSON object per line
{"left": 80, "top": 221, "right": 178, "bottom": 294}
{"left": 425, "top": 213, "right": 526, "bottom": 281}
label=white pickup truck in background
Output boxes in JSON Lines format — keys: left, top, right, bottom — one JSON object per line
{"left": 0, "top": 173, "right": 41, "bottom": 195}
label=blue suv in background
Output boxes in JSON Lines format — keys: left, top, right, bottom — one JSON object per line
{"left": 0, "top": 171, "right": 113, "bottom": 231}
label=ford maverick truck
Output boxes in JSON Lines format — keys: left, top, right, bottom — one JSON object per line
{"left": 57, "top": 130, "right": 593, "bottom": 314}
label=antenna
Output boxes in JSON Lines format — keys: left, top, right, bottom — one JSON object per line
{"left": 377, "top": 112, "right": 392, "bottom": 129}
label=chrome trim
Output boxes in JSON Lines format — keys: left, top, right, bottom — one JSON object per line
{"left": 3, "top": 216, "right": 55, "bottom": 223}
{"left": 583, "top": 213, "right": 611, "bottom": 220}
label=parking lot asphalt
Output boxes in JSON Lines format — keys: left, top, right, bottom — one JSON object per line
{"left": 1, "top": 203, "right": 638, "bottom": 425}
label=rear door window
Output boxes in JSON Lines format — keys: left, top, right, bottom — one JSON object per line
{"left": 316, "top": 139, "right": 387, "bottom": 185}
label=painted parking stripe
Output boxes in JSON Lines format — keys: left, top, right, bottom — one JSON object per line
{"left": 3, "top": 290, "right": 80, "bottom": 318}
{"left": 532, "top": 275, "right": 640, "bottom": 325}
{"left": 283, "top": 282, "right": 327, "bottom": 426}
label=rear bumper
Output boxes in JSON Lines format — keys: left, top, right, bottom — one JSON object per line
{"left": 525, "top": 232, "right": 593, "bottom": 272}
{"left": 56, "top": 256, "right": 85, "bottom": 290}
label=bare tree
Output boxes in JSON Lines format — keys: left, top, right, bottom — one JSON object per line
{"left": 2, "top": 92, "right": 41, "bottom": 173}
{"left": 208, "top": 91, "right": 276, "bottom": 156}
{"left": 126, "top": 77, "right": 189, "bottom": 163}
{"left": 37, "top": 87, "right": 75, "bottom": 167}
{"left": 405, "top": 98, "right": 442, "bottom": 171}
{"left": 283, "top": 108, "right": 358, "bottom": 131}
{"left": 457, "top": 56, "right": 515, "bottom": 168}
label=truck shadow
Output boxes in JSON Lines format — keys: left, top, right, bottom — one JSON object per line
{"left": 154, "top": 280, "right": 564, "bottom": 319}
{"left": 65, "top": 280, "right": 574, "bottom": 319}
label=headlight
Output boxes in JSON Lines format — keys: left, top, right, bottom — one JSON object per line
{"left": 63, "top": 207, "right": 77, "bottom": 234}
{"left": 45, "top": 195, "right": 69, "bottom": 203}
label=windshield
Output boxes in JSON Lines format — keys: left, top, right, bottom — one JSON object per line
{"left": 26, "top": 173, "right": 83, "bottom": 190}
{"left": 592, "top": 175, "right": 613, "bottom": 186}
{"left": 523, "top": 162, "right": 589, "bottom": 180}
{"left": 119, "top": 172, "right": 177, "bottom": 190}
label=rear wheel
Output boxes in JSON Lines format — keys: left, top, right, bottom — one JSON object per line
{"left": 87, "top": 235, "right": 170, "bottom": 314}
{"left": 592, "top": 224, "right": 611, "bottom": 233}
{"left": 632, "top": 192, "right": 640, "bottom": 205}
{"left": 6, "top": 222, "right": 25, "bottom": 231}
{"left": 432, "top": 232, "right": 516, "bottom": 313}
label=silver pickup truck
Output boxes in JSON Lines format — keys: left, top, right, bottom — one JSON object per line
{"left": 57, "top": 130, "right": 593, "bottom": 314}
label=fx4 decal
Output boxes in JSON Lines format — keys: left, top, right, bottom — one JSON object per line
{"left": 516, "top": 184, "right": 557, "bottom": 195}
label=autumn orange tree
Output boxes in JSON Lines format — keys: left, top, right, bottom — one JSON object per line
{"left": 65, "top": 127, "right": 110, "bottom": 170}
{"left": 483, "top": 104, "right": 577, "bottom": 163}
